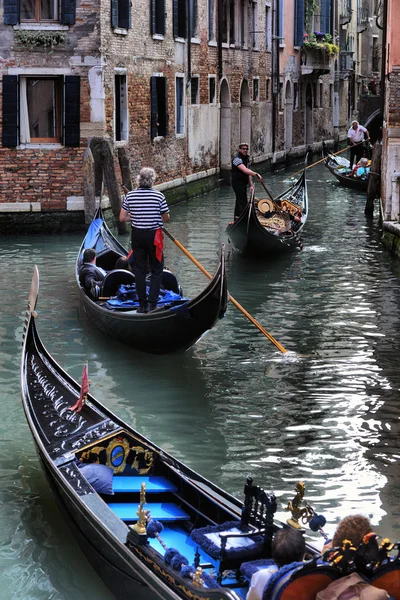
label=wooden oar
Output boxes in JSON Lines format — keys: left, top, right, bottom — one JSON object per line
{"left": 289, "top": 140, "right": 368, "bottom": 178}
{"left": 163, "top": 228, "right": 288, "bottom": 354}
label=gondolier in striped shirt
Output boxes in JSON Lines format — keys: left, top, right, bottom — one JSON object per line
{"left": 231, "top": 143, "right": 263, "bottom": 219}
{"left": 120, "top": 167, "right": 170, "bottom": 313}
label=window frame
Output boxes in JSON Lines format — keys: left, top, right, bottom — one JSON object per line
{"left": 4, "top": 0, "right": 76, "bottom": 26}
{"left": 114, "top": 72, "right": 129, "bottom": 143}
{"left": 175, "top": 74, "right": 185, "bottom": 135}
{"left": 190, "top": 76, "right": 200, "bottom": 105}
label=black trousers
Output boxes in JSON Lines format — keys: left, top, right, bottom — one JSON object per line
{"left": 232, "top": 183, "right": 249, "bottom": 218}
{"left": 350, "top": 142, "right": 365, "bottom": 166}
{"left": 131, "top": 227, "right": 164, "bottom": 304}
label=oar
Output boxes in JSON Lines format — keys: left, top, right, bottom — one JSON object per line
{"left": 289, "top": 140, "right": 368, "bottom": 178}
{"left": 163, "top": 228, "right": 288, "bottom": 354}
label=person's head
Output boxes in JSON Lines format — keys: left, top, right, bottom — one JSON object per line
{"left": 360, "top": 157, "right": 368, "bottom": 166}
{"left": 239, "top": 143, "right": 249, "bottom": 156}
{"left": 83, "top": 248, "right": 96, "bottom": 264}
{"left": 351, "top": 120, "right": 359, "bottom": 130}
{"left": 331, "top": 515, "right": 372, "bottom": 549}
{"left": 137, "top": 167, "right": 156, "bottom": 189}
{"left": 115, "top": 257, "right": 131, "bottom": 271}
{"left": 272, "top": 527, "right": 306, "bottom": 567}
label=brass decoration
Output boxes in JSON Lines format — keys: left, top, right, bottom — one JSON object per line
{"left": 78, "top": 435, "right": 153, "bottom": 475}
{"left": 192, "top": 566, "right": 204, "bottom": 587}
{"left": 285, "top": 481, "right": 313, "bottom": 529}
{"left": 107, "top": 437, "right": 131, "bottom": 473}
{"left": 132, "top": 482, "right": 147, "bottom": 534}
{"left": 130, "top": 445, "right": 154, "bottom": 474}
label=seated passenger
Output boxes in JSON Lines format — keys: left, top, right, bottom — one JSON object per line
{"left": 355, "top": 157, "right": 370, "bottom": 179}
{"left": 322, "top": 514, "right": 372, "bottom": 555}
{"left": 79, "top": 248, "right": 106, "bottom": 297}
{"left": 246, "top": 527, "right": 305, "bottom": 600}
{"left": 114, "top": 256, "right": 133, "bottom": 272}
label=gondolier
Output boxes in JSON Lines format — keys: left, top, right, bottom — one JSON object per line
{"left": 231, "top": 143, "right": 263, "bottom": 219}
{"left": 347, "top": 120, "right": 369, "bottom": 166}
{"left": 120, "top": 167, "right": 170, "bottom": 313}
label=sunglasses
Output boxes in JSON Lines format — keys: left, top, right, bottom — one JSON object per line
{"left": 240, "top": 147, "right": 249, "bottom": 151}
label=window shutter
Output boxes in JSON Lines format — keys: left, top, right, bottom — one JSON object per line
{"left": 150, "top": 77, "right": 158, "bottom": 139}
{"left": 159, "top": 0, "right": 165, "bottom": 35}
{"left": 64, "top": 76, "right": 80, "bottom": 147}
{"left": 162, "top": 77, "right": 168, "bottom": 137}
{"left": 118, "top": 0, "right": 131, "bottom": 29}
{"left": 320, "top": 0, "right": 331, "bottom": 35}
{"left": 60, "top": 0, "right": 76, "bottom": 25}
{"left": 172, "top": 0, "right": 178, "bottom": 37}
{"left": 4, "top": 0, "right": 19, "bottom": 25}
{"left": 150, "top": 0, "right": 156, "bottom": 34}
{"left": 178, "top": 0, "right": 187, "bottom": 37}
{"left": 111, "top": 0, "right": 119, "bottom": 27}
{"left": 2, "top": 75, "right": 19, "bottom": 147}
{"left": 294, "top": 0, "right": 304, "bottom": 47}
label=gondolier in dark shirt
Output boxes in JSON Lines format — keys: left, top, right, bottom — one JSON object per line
{"left": 231, "top": 143, "right": 263, "bottom": 219}
{"left": 119, "top": 167, "right": 170, "bottom": 314}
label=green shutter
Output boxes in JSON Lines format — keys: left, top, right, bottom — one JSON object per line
{"left": 150, "top": 77, "right": 158, "bottom": 139}
{"left": 64, "top": 76, "right": 80, "bottom": 147}
{"left": 60, "top": 0, "right": 76, "bottom": 25}
{"left": 2, "top": 75, "right": 19, "bottom": 147}
{"left": 4, "top": 0, "right": 19, "bottom": 25}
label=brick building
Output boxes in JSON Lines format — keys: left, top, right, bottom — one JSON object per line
{"left": 0, "top": 0, "right": 342, "bottom": 230}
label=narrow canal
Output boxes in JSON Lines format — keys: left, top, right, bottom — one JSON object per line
{"left": 1, "top": 161, "right": 400, "bottom": 599}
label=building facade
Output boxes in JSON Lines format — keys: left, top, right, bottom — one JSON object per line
{"left": 0, "top": 0, "right": 371, "bottom": 227}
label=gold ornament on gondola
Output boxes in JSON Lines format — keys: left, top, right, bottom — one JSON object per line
{"left": 132, "top": 482, "right": 147, "bottom": 534}
{"left": 285, "top": 481, "right": 314, "bottom": 529}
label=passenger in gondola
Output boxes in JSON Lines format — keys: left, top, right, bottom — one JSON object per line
{"left": 79, "top": 248, "right": 106, "bottom": 298}
{"left": 114, "top": 256, "right": 133, "bottom": 272}
{"left": 246, "top": 527, "right": 306, "bottom": 600}
{"left": 231, "top": 143, "right": 263, "bottom": 219}
{"left": 119, "top": 167, "right": 170, "bottom": 314}
{"left": 354, "top": 157, "right": 370, "bottom": 180}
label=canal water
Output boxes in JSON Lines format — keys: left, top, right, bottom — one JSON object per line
{"left": 1, "top": 162, "right": 400, "bottom": 599}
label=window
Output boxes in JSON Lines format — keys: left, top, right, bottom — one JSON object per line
{"left": 294, "top": 0, "right": 304, "bottom": 47}
{"left": 239, "top": 0, "right": 247, "bottom": 46}
{"left": 150, "top": 0, "right": 165, "bottom": 35}
{"left": 189, "top": 0, "right": 198, "bottom": 37}
{"left": 229, "top": 0, "right": 235, "bottom": 45}
{"left": 253, "top": 78, "right": 259, "bottom": 102}
{"left": 279, "top": 82, "right": 283, "bottom": 110}
{"left": 2, "top": 74, "right": 80, "bottom": 147}
{"left": 115, "top": 74, "right": 128, "bottom": 142}
{"left": 209, "top": 76, "right": 216, "bottom": 103}
{"left": 176, "top": 76, "right": 185, "bottom": 134}
{"left": 191, "top": 77, "right": 199, "bottom": 104}
{"left": 252, "top": 0, "right": 259, "bottom": 49}
{"left": 265, "top": 3, "right": 271, "bottom": 51}
{"left": 208, "top": 0, "right": 216, "bottom": 41}
{"left": 150, "top": 76, "right": 168, "bottom": 139}
{"left": 111, "top": 0, "right": 131, "bottom": 29}
{"left": 222, "top": 0, "right": 236, "bottom": 45}
{"left": 279, "top": 0, "right": 283, "bottom": 42}
{"left": 4, "top": 0, "right": 76, "bottom": 25}
{"left": 173, "top": 0, "right": 187, "bottom": 38}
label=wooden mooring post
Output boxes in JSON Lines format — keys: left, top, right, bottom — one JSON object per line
{"left": 365, "top": 144, "right": 382, "bottom": 217}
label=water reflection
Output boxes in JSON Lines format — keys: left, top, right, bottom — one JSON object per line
{"left": 1, "top": 163, "right": 400, "bottom": 597}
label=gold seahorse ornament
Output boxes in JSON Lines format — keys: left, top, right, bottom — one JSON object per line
{"left": 286, "top": 481, "right": 314, "bottom": 529}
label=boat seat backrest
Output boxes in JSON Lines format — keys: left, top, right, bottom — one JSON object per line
{"left": 370, "top": 561, "right": 400, "bottom": 600}
{"left": 96, "top": 250, "right": 125, "bottom": 271}
{"left": 77, "top": 435, "right": 154, "bottom": 475}
{"left": 101, "top": 270, "right": 136, "bottom": 297}
{"left": 161, "top": 269, "right": 180, "bottom": 294}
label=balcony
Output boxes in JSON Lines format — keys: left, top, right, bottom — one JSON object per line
{"left": 339, "top": 0, "right": 352, "bottom": 25}
{"left": 357, "top": 6, "right": 369, "bottom": 33}
{"left": 300, "top": 46, "right": 333, "bottom": 76}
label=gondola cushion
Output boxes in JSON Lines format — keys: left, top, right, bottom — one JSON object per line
{"left": 190, "top": 521, "right": 264, "bottom": 560}
{"left": 240, "top": 558, "right": 277, "bottom": 581}
{"left": 78, "top": 463, "right": 114, "bottom": 495}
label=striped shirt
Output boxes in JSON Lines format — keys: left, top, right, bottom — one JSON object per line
{"left": 122, "top": 187, "right": 169, "bottom": 230}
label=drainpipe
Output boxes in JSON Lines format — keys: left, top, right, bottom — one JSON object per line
{"left": 186, "top": 0, "right": 192, "bottom": 88}
{"left": 217, "top": 0, "right": 223, "bottom": 79}
{"left": 272, "top": 0, "right": 280, "bottom": 157}
{"left": 377, "top": 0, "right": 387, "bottom": 129}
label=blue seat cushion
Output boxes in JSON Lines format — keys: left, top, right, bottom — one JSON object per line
{"left": 190, "top": 520, "right": 264, "bottom": 561}
{"left": 112, "top": 475, "right": 178, "bottom": 494}
{"left": 240, "top": 558, "right": 277, "bottom": 581}
{"left": 108, "top": 502, "right": 190, "bottom": 522}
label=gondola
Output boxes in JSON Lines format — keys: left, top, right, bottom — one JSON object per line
{"left": 76, "top": 207, "right": 228, "bottom": 354}
{"left": 225, "top": 167, "right": 308, "bottom": 256}
{"left": 322, "top": 142, "right": 369, "bottom": 191}
{"left": 22, "top": 272, "right": 400, "bottom": 600}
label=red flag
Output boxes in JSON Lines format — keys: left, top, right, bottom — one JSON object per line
{"left": 69, "top": 363, "right": 89, "bottom": 413}
{"left": 154, "top": 228, "right": 164, "bottom": 262}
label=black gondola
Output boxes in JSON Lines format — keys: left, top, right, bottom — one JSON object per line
{"left": 76, "top": 208, "right": 228, "bottom": 354}
{"left": 22, "top": 271, "right": 400, "bottom": 600}
{"left": 225, "top": 168, "right": 308, "bottom": 256}
{"left": 322, "top": 142, "right": 369, "bottom": 191}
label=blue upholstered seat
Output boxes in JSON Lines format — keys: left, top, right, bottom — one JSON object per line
{"left": 108, "top": 502, "right": 190, "bottom": 522}
{"left": 240, "top": 558, "right": 276, "bottom": 581}
{"left": 112, "top": 475, "right": 177, "bottom": 494}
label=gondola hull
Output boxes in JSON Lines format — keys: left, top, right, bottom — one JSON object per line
{"left": 324, "top": 163, "right": 369, "bottom": 191}
{"left": 21, "top": 269, "right": 248, "bottom": 600}
{"left": 226, "top": 170, "right": 308, "bottom": 256}
{"left": 77, "top": 209, "right": 228, "bottom": 354}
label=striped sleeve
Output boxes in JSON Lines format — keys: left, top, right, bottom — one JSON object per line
{"left": 160, "top": 194, "right": 169, "bottom": 214}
